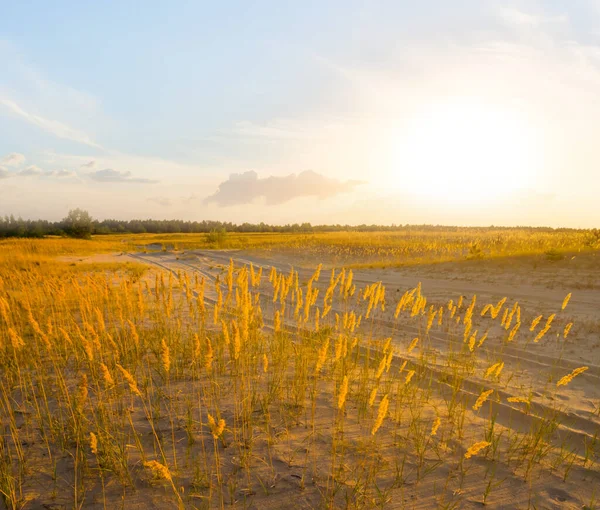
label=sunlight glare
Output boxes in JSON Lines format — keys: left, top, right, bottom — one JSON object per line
{"left": 388, "top": 100, "right": 541, "bottom": 204}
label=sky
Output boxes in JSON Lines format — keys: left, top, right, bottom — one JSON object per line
{"left": 1, "top": 1, "right": 599, "bottom": 227}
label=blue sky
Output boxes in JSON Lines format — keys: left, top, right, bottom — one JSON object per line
{"left": 1, "top": 1, "right": 600, "bottom": 226}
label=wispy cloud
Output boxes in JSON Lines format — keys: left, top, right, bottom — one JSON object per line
{"left": 497, "top": 7, "right": 544, "bottom": 27}
{"left": 206, "top": 170, "right": 363, "bottom": 206}
{"left": 0, "top": 98, "right": 103, "bottom": 149}
{"left": 0, "top": 167, "right": 10, "bottom": 179}
{"left": 89, "top": 168, "right": 158, "bottom": 184}
{"left": 0, "top": 40, "right": 99, "bottom": 113}
{"left": 496, "top": 6, "right": 567, "bottom": 28}
{"left": 1, "top": 152, "right": 25, "bottom": 167}
{"left": 182, "top": 193, "right": 200, "bottom": 203}
{"left": 148, "top": 196, "right": 173, "bottom": 207}
{"left": 81, "top": 160, "right": 96, "bottom": 168}
{"left": 231, "top": 120, "right": 316, "bottom": 141}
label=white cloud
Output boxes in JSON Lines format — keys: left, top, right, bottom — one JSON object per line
{"left": 0, "top": 98, "right": 103, "bottom": 149}
{"left": 1, "top": 152, "right": 25, "bottom": 167}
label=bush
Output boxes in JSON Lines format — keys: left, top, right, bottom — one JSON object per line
{"left": 206, "top": 228, "right": 227, "bottom": 246}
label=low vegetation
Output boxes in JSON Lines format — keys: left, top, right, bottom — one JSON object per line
{"left": 0, "top": 236, "right": 598, "bottom": 508}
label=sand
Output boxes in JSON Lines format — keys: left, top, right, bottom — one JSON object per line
{"left": 49, "top": 248, "right": 600, "bottom": 509}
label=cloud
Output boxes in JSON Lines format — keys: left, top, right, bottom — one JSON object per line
{"left": 1, "top": 163, "right": 78, "bottom": 179}
{"left": 205, "top": 170, "right": 363, "bottom": 206}
{"left": 0, "top": 98, "right": 103, "bottom": 149}
{"left": 0, "top": 163, "right": 77, "bottom": 179}
{"left": 497, "top": 7, "right": 543, "bottom": 27}
{"left": 231, "top": 120, "right": 316, "bottom": 141}
{"left": 42, "top": 150, "right": 191, "bottom": 185}
{"left": 18, "top": 165, "right": 43, "bottom": 176}
{"left": 45, "top": 169, "right": 76, "bottom": 178}
{"left": 88, "top": 168, "right": 158, "bottom": 184}
{"left": 148, "top": 196, "right": 173, "bottom": 207}
{"left": 182, "top": 193, "right": 200, "bottom": 203}
{"left": 496, "top": 6, "right": 567, "bottom": 28}
{"left": 1, "top": 152, "right": 25, "bottom": 167}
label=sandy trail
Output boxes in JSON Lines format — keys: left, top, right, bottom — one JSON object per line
{"left": 111, "top": 249, "right": 600, "bottom": 436}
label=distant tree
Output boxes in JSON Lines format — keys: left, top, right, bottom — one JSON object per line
{"left": 62, "top": 208, "right": 93, "bottom": 239}
{"left": 0, "top": 208, "right": 592, "bottom": 239}
{"left": 129, "top": 220, "right": 147, "bottom": 234}
{"left": 93, "top": 225, "right": 110, "bottom": 235}
{"left": 28, "top": 221, "right": 46, "bottom": 238}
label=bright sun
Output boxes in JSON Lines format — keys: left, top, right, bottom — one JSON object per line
{"left": 388, "top": 100, "right": 540, "bottom": 203}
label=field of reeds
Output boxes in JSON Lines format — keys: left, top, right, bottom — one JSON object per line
{"left": 0, "top": 234, "right": 599, "bottom": 509}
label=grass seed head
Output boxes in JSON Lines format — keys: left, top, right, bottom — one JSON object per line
{"left": 464, "top": 441, "right": 491, "bottom": 459}
{"left": 430, "top": 416, "right": 441, "bottom": 436}
{"left": 337, "top": 375, "right": 349, "bottom": 409}
{"left": 144, "top": 460, "right": 172, "bottom": 482}
{"left": 556, "top": 366, "right": 588, "bottom": 387}
{"left": 371, "top": 394, "right": 389, "bottom": 435}
{"left": 473, "top": 389, "right": 494, "bottom": 411}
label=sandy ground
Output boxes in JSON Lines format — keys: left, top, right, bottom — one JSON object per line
{"left": 55, "top": 248, "right": 600, "bottom": 509}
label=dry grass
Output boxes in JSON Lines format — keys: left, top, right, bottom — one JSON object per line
{"left": 1, "top": 228, "right": 595, "bottom": 266}
{"left": 0, "top": 236, "right": 598, "bottom": 509}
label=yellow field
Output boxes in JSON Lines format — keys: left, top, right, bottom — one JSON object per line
{"left": 1, "top": 228, "right": 596, "bottom": 266}
{"left": 0, "top": 234, "right": 598, "bottom": 508}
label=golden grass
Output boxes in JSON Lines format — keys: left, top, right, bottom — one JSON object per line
{"left": 1, "top": 227, "right": 596, "bottom": 268}
{"left": 0, "top": 237, "right": 598, "bottom": 508}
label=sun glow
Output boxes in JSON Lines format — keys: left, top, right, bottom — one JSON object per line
{"left": 387, "top": 100, "right": 541, "bottom": 203}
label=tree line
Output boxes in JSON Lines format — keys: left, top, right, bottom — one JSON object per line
{"left": 0, "top": 209, "right": 588, "bottom": 239}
